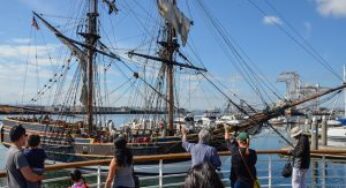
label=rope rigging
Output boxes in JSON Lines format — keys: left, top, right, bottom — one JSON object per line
{"left": 30, "top": 54, "right": 73, "bottom": 103}
{"left": 246, "top": 0, "right": 342, "bottom": 81}
{"left": 195, "top": 0, "right": 279, "bottom": 107}
{"left": 20, "top": 1, "right": 346, "bottom": 149}
{"left": 21, "top": 27, "right": 33, "bottom": 113}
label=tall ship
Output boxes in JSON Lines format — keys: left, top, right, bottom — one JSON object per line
{"left": 1, "top": 0, "right": 345, "bottom": 163}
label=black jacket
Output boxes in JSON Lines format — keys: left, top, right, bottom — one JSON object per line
{"left": 227, "top": 140, "right": 257, "bottom": 187}
{"left": 292, "top": 134, "right": 310, "bottom": 169}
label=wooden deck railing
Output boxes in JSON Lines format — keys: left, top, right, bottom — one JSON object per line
{"left": 1, "top": 149, "right": 346, "bottom": 178}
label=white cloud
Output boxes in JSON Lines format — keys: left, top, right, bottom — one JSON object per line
{"left": 0, "top": 41, "right": 71, "bottom": 104}
{"left": 30, "top": 57, "right": 61, "bottom": 66}
{"left": 0, "top": 56, "right": 76, "bottom": 104}
{"left": 316, "top": 0, "right": 346, "bottom": 17}
{"left": 11, "top": 38, "right": 32, "bottom": 44}
{"left": 0, "top": 44, "right": 56, "bottom": 59}
{"left": 263, "top": 16, "right": 283, "bottom": 25}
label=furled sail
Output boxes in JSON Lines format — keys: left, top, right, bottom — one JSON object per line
{"left": 102, "top": 0, "right": 119, "bottom": 15}
{"left": 80, "top": 77, "right": 88, "bottom": 106}
{"left": 157, "top": 0, "right": 192, "bottom": 46}
{"left": 33, "top": 12, "right": 89, "bottom": 106}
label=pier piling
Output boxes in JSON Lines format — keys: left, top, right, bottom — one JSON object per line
{"left": 321, "top": 116, "right": 327, "bottom": 146}
{"left": 304, "top": 118, "right": 310, "bottom": 133}
{"left": 311, "top": 117, "right": 318, "bottom": 150}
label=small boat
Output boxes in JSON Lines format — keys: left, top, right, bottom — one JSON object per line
{"left": 174, "top": 113, "right": 195, "bottom": 130}
{"left": 328, "top": 126, "right": 346, "bottom": 142}
{"left": 195, "top": 111, "right": 219, "bottom": 128}
{"left": 327, "top": 119, "right": 342, "bottom": 126}
{"left": 216, "top": 114, "right": 244, "bottom": 126}
{"left": 336, "top": 117, "right": 346, "bottom": 126}
{"left": 268, "top": 116, "right": 286, "bottom": 126}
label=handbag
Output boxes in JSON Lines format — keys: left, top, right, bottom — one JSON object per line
{"left": 239, "top": 149, "right": 261, "bottom": 188}
{"left": 281, "top": 157, "right": 293, "bottom": 178}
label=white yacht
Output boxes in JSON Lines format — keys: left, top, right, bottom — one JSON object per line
{"left": 215, "top": 114, "right": 244, "bottom": 126}
{"left": 327, "top": 126, "right": 346, "bottom": 142}
{"left": 195, "top": 112, "right": 219, "bottom": 128}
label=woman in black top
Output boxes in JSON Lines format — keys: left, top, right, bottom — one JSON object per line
{"left": 105, "top": 136, "right": 136, "bottom": 188}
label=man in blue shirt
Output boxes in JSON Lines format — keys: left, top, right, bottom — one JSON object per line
{"left": 181, "top": 128, "right": 221, "bottom": 169}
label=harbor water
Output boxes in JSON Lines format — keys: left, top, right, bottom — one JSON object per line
{"left": 1, "top": 114, "right": 346, "bottom": 187}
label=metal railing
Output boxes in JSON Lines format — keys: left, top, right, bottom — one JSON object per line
{"left": 1, "top": 150, "right": 346, "bottom": 188}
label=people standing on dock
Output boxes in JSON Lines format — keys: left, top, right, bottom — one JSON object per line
{"left": 183, "top": 162, "right": 224, "bottom": 188}
{"left": 105, "top": 136, "right": 137, "bottom": 188}
{"left": 289, "top": 127, "right": 310, "bottom": 188}
{"left": 24, "top": 134, "right": 47, "bottom": 188}
{"left": 5, "top": 125, "right": 43, "bottom": 187}
{"left": 224, "top": 125, "right": 257, "bottom": 188}
{"left": 181, "top": 127, "right": 221, "bottom": 169}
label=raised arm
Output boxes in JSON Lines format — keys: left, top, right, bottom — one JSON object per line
{"left": 181, "top": 127, "right": 187, "bottom": 142}
{"left": 224, "top": 124, "right": 234, "bottom": 141}
{"left": 181, "top": 127, "right": 193, "bottom": 152}
{"left": 224, "top": 124, "right": 238, "bottom": 153}
{"left": 105, "top": 158, "right": 117, "bottom": 188}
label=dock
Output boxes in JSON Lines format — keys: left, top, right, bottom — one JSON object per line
{"left": 283, "top": 116, "right": 346, "bottom": 159}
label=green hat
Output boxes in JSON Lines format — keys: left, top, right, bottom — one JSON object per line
{"left": 237, "top": 132, "right": 249, "bottom": 141}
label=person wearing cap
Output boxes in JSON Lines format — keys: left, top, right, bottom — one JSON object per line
{"left": 288, "top": 127, "right": 310, "bottom": 188}
{"left": 5, "top": 125, "right": 43, "bottom": 188}
{"left": 181, "top": 127, "right": 221, "bottom": 170}
{"left": 224, "top": 125, "right": 257, "bottom": 188}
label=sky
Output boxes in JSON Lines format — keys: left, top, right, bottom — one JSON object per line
{"left": 0, "top": 0, "right": 346, "bottom": 110}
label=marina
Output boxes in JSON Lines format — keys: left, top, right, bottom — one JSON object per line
{"left": 1, "top": 0, "right": 346, "bottom": 187}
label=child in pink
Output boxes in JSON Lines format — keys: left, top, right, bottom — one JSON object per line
{"left": 70, "top": 169, "right": 88, "bottom": 188}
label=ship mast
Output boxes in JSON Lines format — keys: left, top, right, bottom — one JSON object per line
{"left": 128, "top": 0, "right": 207, "bottom": 135}
{"left": 86, "top": 0, "right": 99, "bottom": 133}
{"left": 165, "top": 22, "right": 176, "bottom": 135}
